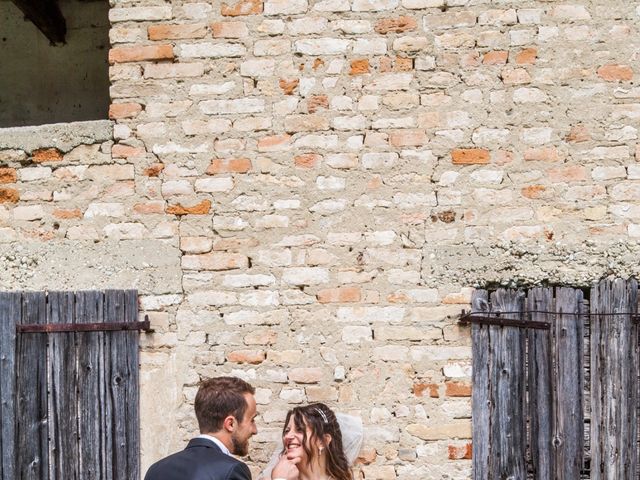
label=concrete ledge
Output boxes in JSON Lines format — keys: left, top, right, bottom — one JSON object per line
{"left": 0, "top": 120, "right": 113, "bottom": 152}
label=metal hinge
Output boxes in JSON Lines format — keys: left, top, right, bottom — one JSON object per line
{"left": 16, "top": 315, "right": 153, "bottom": 333}
{"left": 458, "top": 310, "right": 550, "bottom": 330}
{"left": 459, "top": 309, "right": 640, "bottom": 330}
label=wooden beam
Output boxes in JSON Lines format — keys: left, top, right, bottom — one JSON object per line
{"left": 10, "top": 0, "right": 66, "bottom": 45}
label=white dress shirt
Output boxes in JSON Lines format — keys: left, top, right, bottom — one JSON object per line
{"left": 196, "top": 434, "right": 231, "bottom": 456}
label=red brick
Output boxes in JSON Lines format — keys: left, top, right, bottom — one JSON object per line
{"left": 166, "top": 199, "right": 211, "bottom": 215}
{"left": 308, "top": 95, "right": 329, "bottom": 113}
{"left": 515, "top": 47, "right": 537, "bottom": 65}
{"left": 389, "top": 129, "right": 427, "bottom": 147}
{"left": 0, "top": 187, "right": 19, "bottom": 203}
{"left": 413, "top": 382, "right": 439, "bottom": 398}
{"left": 53, "top": 208, "right": 82, "bottom": 219}
{"left": 379, "top": 57, "right": 393, "bottom": 73}
{"left": 112, "top": 144, "right": 145, "bottom": 158}
{"left": 350, "top": 59, "right": 370, "bottom": 76}
{"left": 206, "top": 158, "right": 252, "bottom": 174}
{"left": 387, "top": 292, "right": 410, "bottom": 303}
{"left": 597, "top": 64, "right": 633, "bottom": 82}
{"left": 133, "top": 201, "right": 165, "bottom": 214}
{"left": 212, "top": 21, "right": 249, "bottom": 38}
{"left": 221, "top": 0, "right": 263, "bottom": 16}
{"left": 445, "top": 381, "right": 471, "bottom": 397}
{"left": 356, "top": 448, "right": 377, "bottom": 465}
{"left": 501, "top": 67, "right": 530, "bottom": 85}
{"left": 109, "top": 103, "right": 142, "bottom": 120}
{"left": 524, "top": 146, "right": 561, "bottom": 162}
{"left": 257, "top": 134, "right": 291, "bottom": 152}
{"left": 448, "top": 443, "right": 472, "bottom": 460}
{"left": 32, "top": 148, "right": 63, "bottom": 163}
{"left": 312, "top": 58, "right": 324, "bottom": 70}
{"left": 108, "top": 45, "right": 174, "bottom": 64}
{"left": 380, "top": 56, "right": 413, "bottom": 72}
{"left": 394, "top": 56, "right": 413, "bottom": 72}
{"left": 482, "top": 50, "right": 508, "bottom": 65}
{"left": 148, "top": 24, "right": 207, "bottom": 40}
{"left": 279, "top": 78, "right": 299, "bottom": 95}
{"left": 591, "top": 225, "right": 625, "bottom": 236}
{"left": 548, "top": 165, "right": 587, "bottom": 183}
{"left": 566, "top": 124, "right": 590, "bottom": 143}
{"left": 451, "top": 148, "right": 490, "bottom": 165}
{"left": 521, "top": 185, "right": 546, "bottom": 199}
{"left": 317, "top": 287, "right": 362, "bottom": 303}
{"left": 294, "top": 154, "right": 321, "bottom": 169}
{"left": 144, "top": 163, "right": 165, "bottom": 177}
{"left": 24, "top": 230, "right": 56, "bottom": 241}
{"left": 0, "top": 168, "right": 17, "bottom": 184}
{"left": 227, "top": 350, "right": 265, "bottom": 364}
{"left": 374, "top": 16, "right": 417, "bottom": 34}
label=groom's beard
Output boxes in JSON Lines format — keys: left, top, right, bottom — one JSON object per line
{"left": 231, "top": 433, "right": 249, "bottom": 456}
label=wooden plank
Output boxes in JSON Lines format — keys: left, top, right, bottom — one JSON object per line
{"left": 618, "top": 278, "right": 637, "bottom": 479}
{"left": 76, "top": 291, "right": 104, "bottom": 479}
{"left": 471, "top": 289, "right": 489, "bottom": 480}
{"left": 123, "top": 290, "right": 140, "bottom": 480}
{"left": 47, "top": 292, "right": 78, "bottom": 480}
{"left": 590, "top": 278, "right": 638, "bottom": 479}
{"left": 527, "top": 287, "right": 554, "bottom": 480}
{"left": 104, "top": 289, "right": 137, "bottom": 480}
{"left": 554, "top": 287, "right": 584, "bottom": 478}
{"left": 488, "top": 289, "right": 526, "bottom": 479}
{"left": 582, "top": 297, "right": 591, "bottom": 475}
{"left": 0, "top": 292, "right": 20, "bottom": 480}
{"left": 626, "top": 279, "right": 639, "bottom": 480}
{"left": 16, "top": 292, "right": 48, "bottom": 480}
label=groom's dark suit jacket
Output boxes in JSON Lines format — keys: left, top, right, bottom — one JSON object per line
{"left": 144, "top": 437, "right": 251, "bottom": 480}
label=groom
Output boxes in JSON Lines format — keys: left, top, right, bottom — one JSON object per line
{"left": 144, "top": 376, "right": 258, "bottom": 480}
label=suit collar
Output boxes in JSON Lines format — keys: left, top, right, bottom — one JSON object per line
{"left": 196, "top": 434, "right": 231, "bottom": 456}
{"left": 186, "top": 437, "right": 223, "bottom": 453}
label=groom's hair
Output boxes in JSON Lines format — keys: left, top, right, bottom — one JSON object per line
{"left": 195, "top": 376, "right": 255, "bottom": 433}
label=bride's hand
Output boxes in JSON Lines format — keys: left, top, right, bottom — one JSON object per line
{"left": 271, "top": 454, "right": 300, "bottom": 480}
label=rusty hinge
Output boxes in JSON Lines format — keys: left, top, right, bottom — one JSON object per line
{"left": 459, "top": 309, "right": 640, "bottom": 330}
{"left": 17, "top": 315, "right": 153, "bottom": 333}
{"left": 458, "top": 310, "right": 550, "bottom": 330}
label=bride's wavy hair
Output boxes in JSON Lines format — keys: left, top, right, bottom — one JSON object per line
{"left": 282, "top": 403, "right": 353, "bottom": 480}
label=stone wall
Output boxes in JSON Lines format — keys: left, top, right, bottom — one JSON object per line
{"left": 1, "top": 0, "right": 640, "bottom": 478}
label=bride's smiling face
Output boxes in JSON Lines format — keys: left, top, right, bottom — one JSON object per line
{"left": 283, "top": 415, "right": 313, "bottom": 462}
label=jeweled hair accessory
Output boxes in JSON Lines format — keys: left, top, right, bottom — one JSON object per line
{"left": 315, "top": 407, "right": 328, "bottom": 424}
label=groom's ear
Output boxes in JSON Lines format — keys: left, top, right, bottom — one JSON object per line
{"left": 223, "top": 415, "right": 236, "bottom": 432}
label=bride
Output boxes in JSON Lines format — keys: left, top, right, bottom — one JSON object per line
{"left": 259, "top": 403, "right": 363, "bottom": 480}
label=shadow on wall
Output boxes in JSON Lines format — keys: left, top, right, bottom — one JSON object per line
{"left": 0, "top": 0, "right": 110, "bottom": 128}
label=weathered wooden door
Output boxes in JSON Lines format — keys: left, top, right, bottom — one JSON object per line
{"left": 0, "top": 290, "right": 144, "bottom": 480}
{"left": 469, "top": 278, "right": 639, "bottom": 479}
